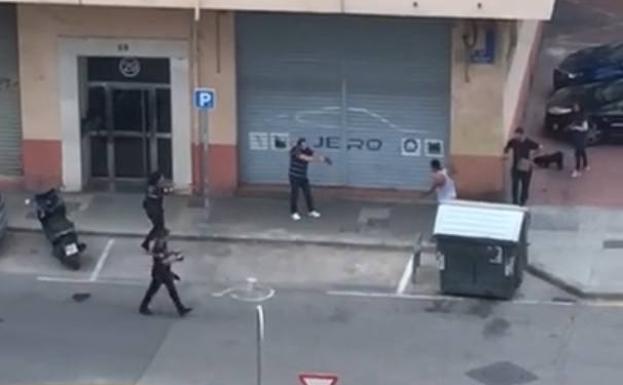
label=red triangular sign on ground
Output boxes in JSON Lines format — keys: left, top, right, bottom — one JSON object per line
{"left": 299, "top": 373, "right": 338, "bottom": 385}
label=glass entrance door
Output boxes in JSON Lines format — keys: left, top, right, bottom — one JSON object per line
{"left": 85, "top": 85, "right": 172, "bottom": 184}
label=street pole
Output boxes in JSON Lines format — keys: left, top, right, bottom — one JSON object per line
{"left": 256, "top": 304, "right": 265, "bottom": 385}
{"left": 192, "top": 1, "right": 205, "bottom": 206}
{"left": 202, "top": 110, "right": 210, "bottom": 215}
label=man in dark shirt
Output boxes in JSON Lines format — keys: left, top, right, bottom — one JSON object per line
{"left": 139, "top": 230, "right": 192, "bottom": 317}
{"left": 289, "top": 138, "right": 329, "bottom": 221}
{"left": 504, "top": 127, "right": 542, "bottom": 206}
{"left": 141, "top": 171, "right": 171, "bottom": 252}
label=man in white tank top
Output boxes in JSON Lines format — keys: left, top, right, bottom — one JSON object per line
{"left": 424, "top": 159, "right": 457, "bottom": 202}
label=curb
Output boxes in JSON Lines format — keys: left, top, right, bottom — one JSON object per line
{"left": 527, "top": 263, "right": 623, "bottom": 301}
{"left": 8, "top": 226, "right": 436, "bottom": 253}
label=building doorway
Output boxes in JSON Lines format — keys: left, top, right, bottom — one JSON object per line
{"left": 81, "top": 56, "right": 172, "bottom": 190}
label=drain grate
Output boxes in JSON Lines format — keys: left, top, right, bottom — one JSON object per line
{"left": 551, "top": 297, "right": 577, "bottom": 304}
{"left": 466, "top": 361, "right": 538, "bottom": 385}
{"left": 357, "top": 207, "right": 391, "bottom": 230}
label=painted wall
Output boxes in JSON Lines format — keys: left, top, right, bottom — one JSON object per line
{"left": 17, "top": 5, "right": 545, "bottom": 199}
{"left": 449, "top": 20, "right": 511, "bottom": 200}
{"left": 449, "top": 19, "right": 544, "bottom": 200}
{"left": 504, "top": 20, "right": 543, "bottom": 138}
{"left": 194, "top": 11, "right": 238, "bottom": 195}
{"left": 17, "top": 4, "right": 237, "bottom": 193}
{"left": 3, "top": 0, "right": 557, "bottom": 20}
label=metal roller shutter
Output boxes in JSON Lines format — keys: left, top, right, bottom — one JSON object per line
{"left": 0, "top": 4, "right": 22, "bottom": 177}
{"left": 237, "top": 13, "right": 450, "bottom": 189}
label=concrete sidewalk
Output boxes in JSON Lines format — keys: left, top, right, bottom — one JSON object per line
{"left": 529, "top": 205, "right": 623, "bottom": 299}
{"left": 5, "top": 191, "right": 623, "bottom": 299}
{"left": 4, "top": 192, "right": 434, "bottom": 250}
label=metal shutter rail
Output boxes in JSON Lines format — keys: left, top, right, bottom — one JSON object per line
{"left": 0, "top": 4, "right": 23, "bottom": 177}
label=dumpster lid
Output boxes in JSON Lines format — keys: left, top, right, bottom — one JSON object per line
{"left": 433, "top": 200, "right": 527, "bottom": 242}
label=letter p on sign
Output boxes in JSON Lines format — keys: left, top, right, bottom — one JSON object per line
{"left": 194, "top": 88, "right": 215, "bottom": 110}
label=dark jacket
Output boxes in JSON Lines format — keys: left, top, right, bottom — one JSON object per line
{"left": 151, "top": 241, "right": 175, "bottom": 280}
{"left": 143, "top": 184, "right": 164, "bottom": 213}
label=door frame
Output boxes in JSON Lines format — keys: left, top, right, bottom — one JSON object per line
{"left": 86, "top": 82, "right": 173, "bottom": 182}
{"left": 58, "top": 38, "right": 191, "bottom": 191}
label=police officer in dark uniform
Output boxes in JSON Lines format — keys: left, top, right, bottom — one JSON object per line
{"left": 139, "top": 229, "right": 193, "bottom": 317}
{"left": 141, "top": 171, "right": 170, "bottom": 252}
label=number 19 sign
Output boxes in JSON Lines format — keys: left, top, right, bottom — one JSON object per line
{"left": 194, "top": 88, "right": 216, "bottom": 110}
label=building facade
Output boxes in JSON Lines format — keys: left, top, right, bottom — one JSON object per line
{"left": 0, "top": 0, "right": 555, "bottom": 199}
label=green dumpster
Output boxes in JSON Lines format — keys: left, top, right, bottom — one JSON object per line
{"left": 433, "top": 200, "right": 529, "bottom": 300}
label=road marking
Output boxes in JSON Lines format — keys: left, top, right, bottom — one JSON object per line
{"left": 36, "top": 276, "right": 145, "bottom": 286}
{"left": 90, "top": 238, "right": 115, "bottom": 282}
{"left": 328, "top": 290, "right": 464, "bottom": 302}
{"left": 212, "top": 287, "right": 236, "bottom": 297}
{"left": 37, "top": 276, "right": 90, "bottom": 284}
{"left": 326, "top": 290, "right": 602, "bottom": 308}
{"left": 396, "top": 253, "right": 415, "bottom": 294}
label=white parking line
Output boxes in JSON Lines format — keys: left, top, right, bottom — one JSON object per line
{"left": 326, "top": 290, "right": 595, "bottom": 308}
{"left": 396, "top": 253, "right": 414, "bottom": 294}
{"left": 90, "top": 238, "right": 115, "bottom": 282}
{"left": 37, "top": 276, "right": 90, "bottom": 284}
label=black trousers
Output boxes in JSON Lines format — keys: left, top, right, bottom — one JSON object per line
{"left": 139, "top": 274, "right": 184, "bottom": 312}
{"left": 574, "top": 147, "right": 588, "bottom": 171}
{"left": 289, "top": 177, "right": 315, "bottom": 214}
{"left": 511, "top": 170, "right": 532, "bottom": 206}
{"left": 143, "top": 208, "right": 165, "bottom": 247}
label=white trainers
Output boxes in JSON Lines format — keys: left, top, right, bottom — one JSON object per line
{"left": 571, "top": 170, "right": 580, "bottom": 178}
{"left": 291, "top": 213, "right": 301, "bottom": 221}
{"left": 309, "top": 211, "right": 321, "bottom": 218}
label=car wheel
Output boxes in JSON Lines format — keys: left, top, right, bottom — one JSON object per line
{"left": 586, "top": 124, "right": 605, "bottom": 146}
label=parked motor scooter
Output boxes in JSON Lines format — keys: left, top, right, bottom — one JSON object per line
{"left": 26, "top": 189, "right": 86, "bottom": 270}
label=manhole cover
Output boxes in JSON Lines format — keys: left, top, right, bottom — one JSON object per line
{"left": 603, "top": 239, "right": 623, "bottom": 249}
{"left": 466, "top": 361, "right": 538, "bottom": 385}
{"left": 72, "top": 293, "right": 91, "bottom": 303}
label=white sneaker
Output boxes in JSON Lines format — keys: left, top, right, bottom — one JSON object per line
{"left": 584, "top": 166, "right": 591, "bottom": 172}
{"left": 571, "top": 170, "right": 580, "bottom": 178}
{"left": 291, "top": 213, "right": 301, "bottom": 221}
{"left": 309, "top": 211, "right": 321, "bottom": 218}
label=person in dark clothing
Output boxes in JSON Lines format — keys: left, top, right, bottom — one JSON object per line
{"left": 141, "top": 171, "right": 170, "bottom": 252}
{"left": 289, "top": 138, "right": 331, "bottom": 221}
{"left": 570, "top": 103, "right": 590, "bottom": 178}
{"left": 504, "top": 127, "right": 542, "bottom": 206}
{"left": 139, "top": 230, "right": 192, "bottom": 317}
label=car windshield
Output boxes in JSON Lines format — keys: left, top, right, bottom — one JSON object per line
{"left": 593, "top": 80, "right": 623, "bottom": 104}
{"left": 562, "top": 42, "right": 623, "bottom": 68}
{"left": 548, "top": 84, "right": 598, "bottom": 106}
{"left": 549, "top": 80, "right": 623, "bottom": 110}
{"left": 598, "top": 100, "right": 623, "bottom": 115}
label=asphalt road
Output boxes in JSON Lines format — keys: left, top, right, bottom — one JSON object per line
{"left": 0, "top": 272, "right": 623, "bottom": 385}
{"left": 0, "top": 231, "right": 412, "bottom": 291}
{"left": 0, "top": 231, "right": 618, "bottom": 385}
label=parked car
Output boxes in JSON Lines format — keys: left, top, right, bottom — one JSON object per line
{"left": 0, "top": 193, "right": 7, "bottom": 242}
{"left": 545, "top": 79, "right": 623, "bottom": 145}
{"left": 554, "top": 43, "right": 623, "bottom": 90}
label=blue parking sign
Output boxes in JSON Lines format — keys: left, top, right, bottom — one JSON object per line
{"left": 194, "top": 88, "right": 215, "bottom": 110}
